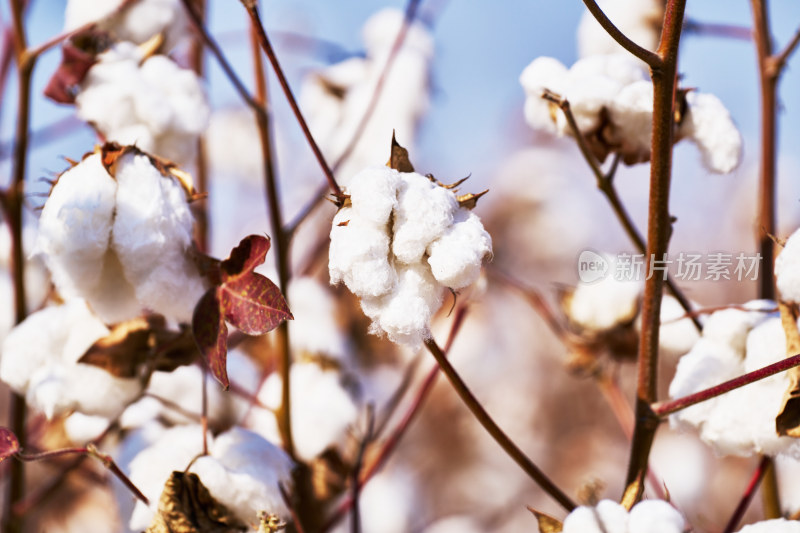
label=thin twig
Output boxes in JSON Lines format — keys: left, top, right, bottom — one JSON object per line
{"left": 424, "top": 337, "right": 576, "bottom": 511}
{"left": 541, "top": 90, "right": 700, "bottom": 331}
{"left": 772, "top": 24, "right": 800, "bottom": 74}
{"left": 722, "top": 456, "right": 770, "bottom": 533}
{"left": 243, "top": 1, "right": 342, "bottom": 198}
{"left": 683, "top": 19, "right": 752, "bottom": 41}
{"left": 580, "top": 0, "right": 661, "bottom": 68}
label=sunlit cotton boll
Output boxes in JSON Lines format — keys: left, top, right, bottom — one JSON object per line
{"left": 0, "top": 299, "right": 141, "bottom": 419}
{"left": 75, "top": 42, "right": 209, "bottom": 165}
{"left": 562, "top": 499, "right": 685, "bottom": 533}
{"left": 35, "top": 150, "right": 206, "bottom": 324}
{"left": 189, "top": 427, "right": 295, "bottom": 526}
{"left": 329, "top": 166, "right": 492, "bottom": 347}
{"left": 678, "top": 91, "right": 743, "bottom": 174}
{"left": 245, "top": 361, "right": 358, "bottom": 462}
{"left": 64, "top": 0, "right": 189, "bottom": 51}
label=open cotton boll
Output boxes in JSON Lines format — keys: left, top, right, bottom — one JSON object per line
{"left": 332, "top": 469, "right": 419, "bottom": 533}
{"left": 627, "top": 500, "right": 686, "bottom": 533}
{"left": 189, "top": 427, "right": 295, "bottom": 526}
{"left": 64, "top": 413, "right": 111, "bottom": 444}
{"left": 127, "top": 423, "right": 210, "bottom": 530}
{"left": 608, "top": 80, "right": 653, "bottom": 163}
{"left": 776, "top": 228, "right": 800, "bottom": 303}
{"left": 576, "top": 0, "right": 662, "bottom": 59}
{"left": 37, "top": 148, "right": 205, "bottom": 324}
{"left": 76, "top": 43, "right": 209, "bottom": 165}
{"left": 566, "top": 268, "right": 642, "bottom": 332}
{"left": 64, "top": 0, "right": 188, "bottom": 51}
{"left": 649, "top": 295, "right": 701, "bottom": 357}
{"left": 680, "top": 91, "right": 743, "bottom": 174}
{"left": 427, "top": 210, "right": 492, "bottom": 289}
{"left": 246, "top": 362, "right": 358, "bottom": 462}
{"left": 562, "top": 499, "right": 684, "bottom": 533}
{"left": 288, "top": 277, "right": 351, "bottom": 362}
{"left": 0, "top": 299, "right": 141, "bottom": 419}
{"left": 349, "top": 166, "right": 400, "bottom": 225}
{"left": 737, "top": 520, "right": 800, "bottom": 533}
{"left": 519, "top": 57, "right": 568, "bottom": 133}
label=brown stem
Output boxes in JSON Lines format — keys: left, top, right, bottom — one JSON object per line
{"left": 243, "top": 2, "right": 342, "bottom": 198}
{"left": 542, "top": 91, "right": 700, "bottom": 331}
{"left": 188, "top": 0, "right": 209, "bottom": 254}
{"left": 683, "top": 19, "right": 752, "bottom": 41}
{"left": 652, "top": 352, "right": 800, "bottom": 417}
{"left": 722, "top": 456, "right": 770, "bottom": 533}
{"left": 248, "top": 17, "right": 295, "bottom": 459}
{"left": 773, "top": 24, "right": 800, "bottom": 73}
{"left": 580, "top": 0, "right": 662, "bottom": 68}
{"left": 623, "top": 0, "right": 686, "bottom": 504}
{"left": 424, "top": 337, "right": 576, "bottom": 511}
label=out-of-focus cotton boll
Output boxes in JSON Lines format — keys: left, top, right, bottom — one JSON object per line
{"left": 190, "top": 427, "right": 295, "bottom": 526}
{"left": 0, "top": 299, "right": 141, "bottom": 419}
{"left": 424, "top": 516, "right": 483, "bottom": 533}
{"left": 127, "top": 424, "right": 210, "bottom": 530}
{"left": 776, "top": 455, "right": 800, "bottom": 516}
{"left": 576, "top": 0, "right": 662, "bottom": 58}
{"left": 775, "top": 228, "right": 800, "bottom": 303}
{"left": 565, "top": 258, "right": 642, "bottom": 332}
{"left": 300, "top": 8, "right": 433, "bottom": 186}
{"left": 63, "top": 412, "right": 111, "bottom": 444}
{"left": 329, "top": 166, "right": 492, "bottom": 347}
{"left": 35, "top": 150, "right": 205, "bottom": 324}
{"left": 645, "top": 295, "right": 701, "bottom": 357}
{"left": 332, "top": 469, "right": 419, "bottom": 533}
{"left": 736, "top": 520, "right": 800, "bottom": 533}
{"left": 75, "top": 43, "right": 209, "bottom": 165}
{"left": 0, "top": 224, "right": 49, "bottom": 343}
{"left": 562, "top": 499, "right": 685, "bottom": 533}
{"left": 64, "top": 0, "right": 188, "bottom": 51}
{"left": 246, "top": 361, "right": 358, "bottom": 462}
{"left": 288, "top": 277, "right": 351, "bottom": 362}
{"left": 669, "top": 309, "right": 800, "bottom": 458}
{"left": 679, "top": 91, "right": 743, "bottom": 174}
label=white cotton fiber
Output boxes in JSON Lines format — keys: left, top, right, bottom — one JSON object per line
{"left": 427, "top": 211, "right": 492, "bottom": 289}
{"left": 680, "top": 91, "right": 743, "bottom": 174}
{"left": 776, "top": 228, "right": 800, "bottom": 303}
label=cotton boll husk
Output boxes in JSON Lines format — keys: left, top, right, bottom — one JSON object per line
{"left": 736, "top": 520, "right": 800, "bottom": 533}
{"left": 577, "top": 0, "right": 662, "bottom": 58}
{"left": 680, "top": 91, "right": 742, "bottom": 174}
{"left": 111, "top": 152, "right": 205, "bottom": 323}
{"left": 608, "top": 80, "right": 653, "bottom": 162}
{"left": 189, "top": 427, "right": 294, "bottom": 525}
{"left": 562, "top": 499, "right": 628, "bottom": 533}
{"left": 287, "top": 277, "right": 351, "bottom": 363}
{"left": 329, "top": 207, "right": 395, "bottom": 298}
{"left": 366, "top": 262, "right": 443, "bottom": 347}
{"left": 348, "top": 166, "right": 400, "bottom": 225}
{"left": 246, "top": 362, "right": 358, "bottom": 462}
{"left": 0, "top": 299, "right": 141, "bottom": 419}
{"left": 519, "top": 57, "right": 569, "bottom": 133}
{"left": 424, "top": 516, "right": 483, "bottom": 533}
{"left": 627, "top": 500, "right": 685, "bottom": 533}
{"left": 776, "top": 228, "right": 800, "bottom": 303}
{"left": 127, "top": 423, "right": 210, "bottom": 530}
{"left": 392, "top": 173, "right": 457, "bottom": 264}
{"left": 427, "top": 210, "right": 492, "bottom": 290}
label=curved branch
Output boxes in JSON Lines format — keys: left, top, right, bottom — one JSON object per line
{"left": 581, "top": 0, "right": 661, "bottom": 68}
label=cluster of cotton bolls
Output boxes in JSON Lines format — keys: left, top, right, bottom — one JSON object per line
{"left": 519, "top": 53, "right": 742, "bottom": 173}
{"left": 329, "top": 165, "right": 492, "bottom": 347}
{"left": 59, "top": 0, "right": 208, "bottom": 165}
{"left": 300, "top": 8, "right": 434, "bottom": 185}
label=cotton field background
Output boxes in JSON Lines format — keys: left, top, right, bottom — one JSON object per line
{"left": 1, "top": 1, "right": 800, "bottom": 532}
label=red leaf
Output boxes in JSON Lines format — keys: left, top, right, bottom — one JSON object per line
{"left": 192, "top": 289, "right": 229, "bottom": 390}
{"left": 0, "top": 427, "right": 20, "bottom": 462}
{"left": 44, "top": 43, "right": 97, "bottom": 104}
{"left": 220, "top": 235, "right": 271, "bottom": 282}
{"left": 219, "top": 272, "right": 293, "bottom": 336}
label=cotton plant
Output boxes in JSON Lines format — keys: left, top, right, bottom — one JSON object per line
{"left": 0, "top": 299, "right": 142, "bottom": 419}
{"left": 35, "top": 145, "right": 206, "bottom": 325}
{"left": 63, "top": 0, "right": 189, "bottom": 52}
{"left": 667, "top": 302, "right": 800, "bottom": 458}
{"left": 329, "top": 160, "right": 492, "bottom": 347}
{"left": 300, "top": 8, "right": 434, "bottom": 185}
{"left": 519, "top": 53, "right": 742, "bottom": 173}
{"left": 553, "top": 499, "right": 685, "bottom": 533}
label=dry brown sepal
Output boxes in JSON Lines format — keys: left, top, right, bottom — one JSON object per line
{"left": 527, "top": 506, "right": 563, "bottom": 533}
{"left": 776, "top": 300, "right": 800, "bottom": 437}
{"left": 146, "top": 471, "right": 248, "bottom": 533}
{"left": 79, "top": 315, "right": 199, "bottom": 378}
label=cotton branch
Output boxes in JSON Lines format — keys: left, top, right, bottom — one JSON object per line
{"left": 580, "top": 0, "right": 661, "bottom": 68}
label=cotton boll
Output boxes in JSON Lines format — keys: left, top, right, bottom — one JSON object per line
{"left": 427, "top": 210, "right": 492, "bottom": 289}
{"left": 392, "top": 173, "right": 457, "bottom": 264}
{"left": 562, "top": 499, "right": 628, "bottom": 533}
{"left": 653, "top": 295, "right": 701, "bottom": 357}
{"left": 246, "top": 362, "right": 358, "bottom": 462}
{"left": 519, "top": 57, "right": 569, "bottom": 133}
{"left": 190, "top": 427, "right": 294, "bottom": 525}
{"left": 560, "top": 73, "right": 624, "bottom": 134}
{"left": 112, "top": 152, "right": 205, "bottom": 323}
{"left": 608, "top": 80, "right": 653, "bottom": 163}
{"left": 736, "top": 520, "right": 800, "bottom": 533}
{"left": 288, "top": 277, "right": 351, "bottom": 362}
{"left": 566, "top": 269, "right": 642, "bottom": 333}
{"left": 127, "top": 424, "right": 210, "bottom": 530}
{"left": 348, "top": 166, "right": 400, "bottom": 225}
{"left": 333, "top": 469, "right": 419, "bottom": 533}
{"left": 577, "top": 0, "right": 662, "bottom": 58}
{"left": 776, "top": 228, "right": 800, "bottom": 303}
{"left": 680, "top": 91, "right": 743, "bottom": 174}
{"left": 424, "top": 516, "right": 483, "bottom": 533}
{"left": 569, "top": 54, "right": 649, "bottom": 89}
{"left": 63, "top": 413, "right": 110, "bottom": 444}
{"left": 627, "top": 500, "right": 685, "bottom": 533}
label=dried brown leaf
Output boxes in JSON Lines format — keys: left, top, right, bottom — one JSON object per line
{"left": 193, "top": 289, "right": 229, "bottom": 389}
{"left": 43, "top": 42, "right": 97, "bottom": 104}
{"left": 387, "top": 132, "right": 414, "bottom": 173}
{"left": 79, "top": 315, "right": 165, "bottom": 378}
{"left": 146, "top": 471, "right": 247, "bottom": 533}
{"left": 527, "top": 507, "right": 563, "bottom": 533}
{"left": 456, "top": 189, "right": 489, "bottom": 210}
{"left": 777, "top": 301, "right": 800, "bottom": 437}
